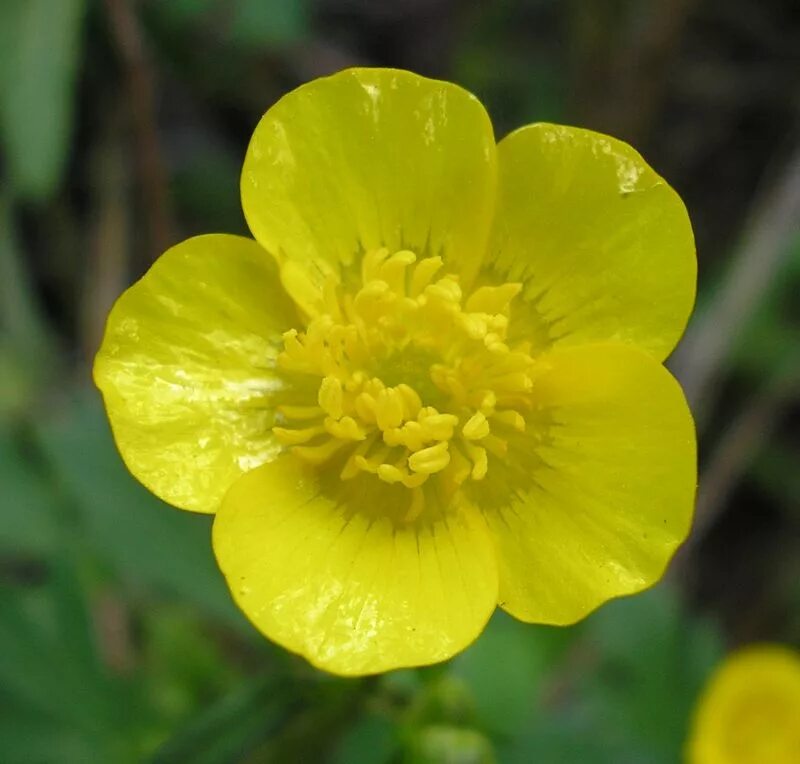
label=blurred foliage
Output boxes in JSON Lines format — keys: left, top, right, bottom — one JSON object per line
{"left": 0, "top": 0, "right": 87, "bottom": 200}
{"left": 1, "top": 0, "right": 798, "bottom": 762}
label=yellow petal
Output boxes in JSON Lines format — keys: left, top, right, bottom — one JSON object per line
{"left": 474, "top": 343, "right": 696, "bottom": 625}
{"left": 487, "top": 123, "right": 696, "bottom": 361}
{"left": 241, "top": 68, "right": 496, "bottom": 299}
{"left": 213, "top": 458, "right": 498, "bottom": 675}
{"left": 93, "top": 234, "right": 297, "bottom": 514}
{"left": 687, "top": 644, "right": 800, "bottom": 764}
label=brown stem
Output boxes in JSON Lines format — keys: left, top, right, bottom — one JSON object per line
{"left": 670, "top": 139, "right": 800, "bottom": 419}
{"left": 103, "top": 0, "right": 174, "bottom": 260}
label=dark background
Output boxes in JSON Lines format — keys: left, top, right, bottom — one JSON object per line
{"left": 1, "top": 1, "right": 798, "bottom": 762}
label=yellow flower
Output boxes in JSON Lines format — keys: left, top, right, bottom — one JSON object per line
{"left": 94, "top": 68, "right": 696, "bottom": 675}
{"left": 687, "top": 645, "right": 800, "bottom": 764}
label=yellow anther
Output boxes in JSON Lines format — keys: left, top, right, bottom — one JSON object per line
{"left": 434, "top": 370, "right": 467, "bottom": 403}
{"left": 354, "top": 392, "right": 377, "bottom": 424}
{"left": 379, "top": 250, "right": 416, "bottom": 294}
{"left": 277, "top": 405, "right": 324, "bottom": 420}
{"left": 461, "top": 313, "right": 488, "bottom": 339}
{"left": 402, "top": 472, "right": 428, "bottom": 489}
{"left": 486, "top": 339, "right": 510, "bottom": 353}
{"left": 354, "top": 280, "right": 392, "bottom": 322}
{"left": 318, "top": 376, "right": 344, "bottom": 419}
{"left": 464, "top": 442, "right": 488, "bottom": 480}
{"left": 402, "top": 421, "right": 426, "bottom": 451}
{"left": 462, "top": 412, "right": 490, "bottom": 440}
{"left": 479, "top": 390, "right": 497, "bottom": 414}
{"left": 488, "top": 314, "right": 509, "bottom": 333}
{"left": 276, "top": 249, "right": 534, "bottom": 493}
{"left": 382, "top": 420, "right": 423, "bottom": 450}
{"left": 396, "top": 384, "right": 422, "bottom": 418}
{"left": 325, "top": 416, "right": 366, "bottom": 441}
{"left": 273, "top": 425, "right": 326, "bottom": 445}
{"left": 492, "top": 409, "right": 526, "bottom": 432}
{"left": 377, "top": 464, "right": 405, "bottom": 484}
{"left": 375, "top": 388, "right": 404, "bottom": 430}
{"left": 291, "top": 438, "right": 348, "bottom": 465}
{"left": 425, "top": 278, "right": 461, "bottom": 305}
{"left": 410, "top": 256, "right": 443, "bottom": 296}
{"left": 361, "top": 247, "right": 389, "bottom": 285}
{"left": 408, "top": 441, "right": 451, "bottom": 475}
{"left": 364, "top": 377, "right": 385, "bottom": 396}
{"left": 465, "top": 283, "right": 522, "bottom": 314}
{"left": 344, "top": 369, "right": 367, "bottom": 392}
{"left": 419, "top": 412, "right": 458, "bottom": 441}
{"left": 278, "top": 330, "right": 310, "bottom": 372}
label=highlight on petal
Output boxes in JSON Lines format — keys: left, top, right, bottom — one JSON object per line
{"left": 473, "top": 343, "right": 696, "bottom": 625}
{"left": 93, "top": 234, "right": 298, "bottom": 514}
{"left": 241, "top": 67, "right": 497, "bottom": 301}
{"left": 212, "top": 457, "right": 498, "bottom": 675}
{"left": 487, "top": 123, "right": 696, "bottom": 361}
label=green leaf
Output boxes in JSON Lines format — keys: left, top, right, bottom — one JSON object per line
{"left": 229, "top": 0, "right": 309, "bottom": 48}
{"left": 150, "top": 673, "right": 289, "bottom": 764}
{"left": 579, "top": 586, "right": 722, "bottom": 760}
{"left": 332, "top": 712, "right": 399, "bottom": 764}
{"left": 733, "top": 237, "right": 800, "bottom": 376}
{"left": 499, "top": 721, "right": 633, "bottom": 764}
{"left": 406, "top": 725, "right": 496, "bottom": 764}
{"left": 150, "top": 0, "right": 308, "bottom": 50}
{"left": 0, "top": 559, "right": 140, "bottom": 763}
{"left": 0, "top": 428, "right": 57, "bottom": 555}
{"left": 0, "top": 0, "right": 86, "bottom": 199}
{"left": 0, "top": 705, "right": 98, "bottom": 764}
{"left": 34, "top": 391, "right": 246, "bottom": 628}
{"left": 498, "top": 586, "right": 722, "bottom": 763}
{"left": 451, "top": 611, "right": 576, "bottom": 736}
{"left": 0, "top": 197, "right": 55, "bottom": 370}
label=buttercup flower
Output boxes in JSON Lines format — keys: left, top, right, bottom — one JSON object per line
{"left": 687, "top": 644, "right": 800, "bottom": 764}
{"left": 94, "top": 68, "right": 696, "bottom": 675}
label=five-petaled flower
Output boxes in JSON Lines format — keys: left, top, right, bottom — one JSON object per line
{"left": 687, "top": 644, "right": 800, "bottom": 764}
{"left": 94, "top": 68, "right": 697, "bottom": 676}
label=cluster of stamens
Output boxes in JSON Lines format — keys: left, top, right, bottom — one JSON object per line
{"left": 274, "top": 248, "right": 536, "bottom": 521}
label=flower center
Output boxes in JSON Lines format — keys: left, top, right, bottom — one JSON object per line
{"left": 274, "top": 248, "right": 536, "bottom": 521}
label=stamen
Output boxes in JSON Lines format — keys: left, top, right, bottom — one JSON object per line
{"left": 462, "top": 412, "right": 490, "bottom": 440}
{"left": 274, "top": 247, "right": 537, "bottom": 515}
{"left": 404, "top": 487, "right": 426, "bottom": 522}
{"left": 273, "top": 425, "right": 326, "bottom": 445}
{"left": 318, "top": 376, "right": 344, "bottom": 418}
{"left": 408, "top": 441, "right": 451, "bottom": 475}
{"left": 277, "top": 405, "right": 324, "bottom": 420}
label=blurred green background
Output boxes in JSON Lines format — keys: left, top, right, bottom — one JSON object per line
{"left": 1, "top": 0, "right": 798, "bottom": 762}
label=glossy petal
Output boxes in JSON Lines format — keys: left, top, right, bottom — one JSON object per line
{"left": 241, "top": 67, "right": 497, "bottom": 299}
{"left": 213, "top": 458, "right": 498, "bottom": 675}
{"left": 487, "top": 123, "right": 695, "bottom": 360}
{"left": 475, "top": 343, "right": 696, "bottom": 624}
{"left": 94, "top": 234, "right": 298, "bottom": 514}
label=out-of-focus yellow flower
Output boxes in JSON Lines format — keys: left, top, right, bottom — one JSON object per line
{"left": 94, "top": 68, "right": 697, "bottom": 675}
{"left": 687, "top": 644, "right": 800, "bottom": 764}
